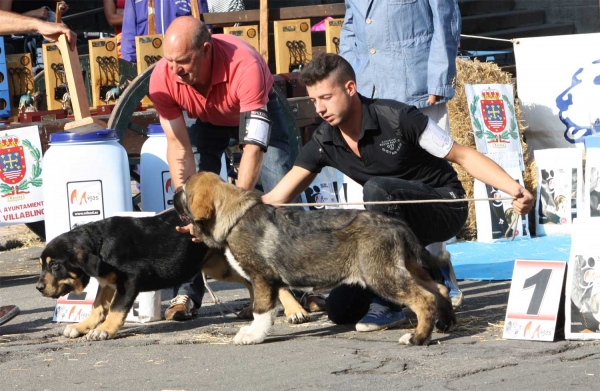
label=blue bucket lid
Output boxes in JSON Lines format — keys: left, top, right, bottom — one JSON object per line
{"left": 50, "top": 129, "right": 118, "bottom": 143}
{"left": 147, "top": 123, "right": 164, "bottom": 135}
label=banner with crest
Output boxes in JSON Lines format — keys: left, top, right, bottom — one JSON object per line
{"left": 465, "top": 84, "right": 524, "bottom": 170}
{"left": 0, "top": 125, "right": 44, "bottom": 225}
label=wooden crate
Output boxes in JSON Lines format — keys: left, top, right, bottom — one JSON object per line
{"left": 223, "top": 25, "right": 260, "bottom": 52}
{"left": 5, "top": 53, "right": 34, "bottom": 119}
{"left": 273, "top": 19, "right": 312, "bottom": 74}
{"left": 41, "top": 43, "right": 66, "bottom": 111}
{"left": 88, "top": 38, "right": 120, "bottom": 109}
{"left": 325, "top": 18, "right": 343, "bottom": 54}
{"left": 135, "top": 34, "right": 164, "bottom": 108}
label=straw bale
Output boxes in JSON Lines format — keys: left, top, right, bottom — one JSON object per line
{"left": 448, "top": 58, "right": 536, "bottom": 240}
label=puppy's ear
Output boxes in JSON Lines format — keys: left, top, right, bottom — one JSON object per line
{"left": 189, "top": 189, "right": 215, "bottom": 221}
{"left": 72, "top": 247, "right": 102, "bottom": 277}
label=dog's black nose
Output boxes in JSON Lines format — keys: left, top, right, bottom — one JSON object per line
{"left": 36, "top": 283, "right": 45, "bottom": 292}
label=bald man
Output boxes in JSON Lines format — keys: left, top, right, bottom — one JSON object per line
{"left": 149, "top": 17, "right": 297, "bottom": 321}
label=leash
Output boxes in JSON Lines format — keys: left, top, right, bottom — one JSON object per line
{"left": 272, "top": 196, "right": 521, "bottom": 241}
{"left": 202, "top": 272, "right": 241, "bottom": 318}
{"left": 271, "top": 196, "right": 516, "bottom": 208}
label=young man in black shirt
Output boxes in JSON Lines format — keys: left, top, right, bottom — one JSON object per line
{"left": 262, "top": 54, "right": 534, "bottom": 331}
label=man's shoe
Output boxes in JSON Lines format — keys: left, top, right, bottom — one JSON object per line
{"left": 0, "top": 305, "right": 20, "bottom": 326}
{"left": 356, "top": 302, "right": 407, "bottom": 332}
{"left": 164, "top": 295, "right": 198, "bottom": 321}
{"left": 441, "top": 262, "right": 463, "bottom": 309}
{"left": 300, "top": 293, "right": 327, "bottom": 312}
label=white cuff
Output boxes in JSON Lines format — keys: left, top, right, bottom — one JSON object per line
{"left": 418, "top": 119, "right": 454, "bottom": 158}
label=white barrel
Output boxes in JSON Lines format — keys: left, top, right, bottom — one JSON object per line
{"left": 43, "top": 129, "right": 132, "bottom": 242}
{"left": 140, "top": 123, "right": 228, "bottom": 213}
{"left": 140, "top": 124, "right": 171, "bottom": 212}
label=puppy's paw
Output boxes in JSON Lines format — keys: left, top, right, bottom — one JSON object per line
{"left": 238, "top": 305, "right": 254, "bottom": 320}
{"left": 287, "top": 310, "right": 311, "bottom": 324}
{"left": 399, "top": 333, "right": 415, "bottom": 345}
{"left": 63, "top": 324, "right": 86, "bottom": 339}
{"left": 85, "top": 329, "right": 113, "bottom": 341}
{"left": 399, "top": 333, "right": 431, "bottom": 346}
{"left": 233, "top": 325, "right": 266, "bottom": 345}
{"left": 434, "top": 318, "right": 456, "bottom": 333}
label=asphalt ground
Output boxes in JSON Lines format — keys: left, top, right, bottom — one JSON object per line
{"left": 1, "top": 241, "right": 599, "bottom": 391}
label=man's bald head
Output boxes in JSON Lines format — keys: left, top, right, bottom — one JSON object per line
{"left": 164, "top": 16, "right": 212, "bottom": 51}
{"left": 162, "top": 16, "right": 213, "bottom": 87}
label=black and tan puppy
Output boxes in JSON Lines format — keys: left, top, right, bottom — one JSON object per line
{"left": 36, "top": 208, "right": 309, "bottom": 341}
{"left": 174, "top": 172, "right": 457, "bottom": 346}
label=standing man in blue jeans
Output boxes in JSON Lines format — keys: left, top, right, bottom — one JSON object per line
{"left": 149, "top": 17, "right": 296, "bottom": 321}
{"left": 339, "top": 0, "right": 463, "bottom": 330}
{"left": 262, "top": 54, "right": 534, "bottom": 331}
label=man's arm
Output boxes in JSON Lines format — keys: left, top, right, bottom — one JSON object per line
{"left": 236, "top": 144, "right": 264, "bottom": 191}
{"left": 444, "top": 143, "right": 534, "bottom": 215}
{"left": 159, "top": 115, "right": 197, "bottom": 191}
{"left": 262, "top": 166, "right": 317, "bottom": 205}
{"left": 103, "top": 0, "right": 123, "bottom": 27}
{"left": 0, "top": 9, "right": 76, "bottom": 50}
{"left": 237, "top": 104, "right": 271, "bottom": 191}
{"left": 339, "top": 1, "right": 357, "bottom": 66}
{"left": 120, "top": 0, "right": 137, "bottom": 63}
{"left": 426, "top": 0, "right": 460, "bottom": 101}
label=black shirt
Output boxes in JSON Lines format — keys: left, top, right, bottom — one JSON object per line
{"left": 294, "top": 95, "right": 464, "bottom": 192}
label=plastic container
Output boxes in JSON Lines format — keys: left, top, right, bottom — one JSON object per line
{"left": 43, "top": 129, "right": 132, "bottom": 242}
{"left": 140, "top": 124, "right": 171, "bottom": 212}
{"left": 140, "top": 123, "right": 228, "bottom": 213}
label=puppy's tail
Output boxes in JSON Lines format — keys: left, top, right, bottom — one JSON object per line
{"left": 420, "top": 249, "right": 451, "bottom": 270}
{"left": 418, "top": 249, "right": 452, "bottom": 284}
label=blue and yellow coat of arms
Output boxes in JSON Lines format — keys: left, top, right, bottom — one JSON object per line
{"left": 0, "top": 137, "right": 26, "bottom": 185}
{"left": 0, "top": 135, "right": 42, "bottom": 196}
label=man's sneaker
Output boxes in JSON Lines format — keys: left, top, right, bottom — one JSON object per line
{"left": 441, "top": 263, "right": 463, "bottom": 309}
{"left": 0, "top": 305, "right": 20, "bottom": 326}
{"left": 164, "top": 295, "right": 198, "bottom": 321}
{"left": 300, "top": 292, "right": 327, "bottom": 312}
{"left": 356, "top": 302, "right": 407, "bottom": 332}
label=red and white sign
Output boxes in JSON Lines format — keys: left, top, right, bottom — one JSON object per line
{"left": 503, "top": 259, "right": 567, "bottom": 341}
{"left": 0, "top": 125, "right": 44, "bottom": 225}
{"left": 53, "top": 278, "right": 98, "bottom": 322}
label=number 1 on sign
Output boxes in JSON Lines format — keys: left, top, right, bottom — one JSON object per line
{"left": 522, "top": 268, "right": 552, "bottom": 315}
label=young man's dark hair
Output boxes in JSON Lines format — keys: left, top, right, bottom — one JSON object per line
{"left": 299, "top": 53, "right": 356, "bottom": 87}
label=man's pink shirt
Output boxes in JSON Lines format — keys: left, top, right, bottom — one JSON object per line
{"left": 149, "top": 34, "right": 273, "bottom": 127}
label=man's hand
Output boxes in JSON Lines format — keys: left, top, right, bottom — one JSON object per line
{"left": 427, "top": 94, "right": 442, "bottom": 106}
{"left": 175, "top": 223, "right": 202, "bottom": 243}
{"left": 37, "top": 21, "right": 77, "bottom": 50}
{"left": 511, "top": 186, "right": 534, "bottom": 216}
{"left": 57, "top": 1, "right": 69, "bottom": 13}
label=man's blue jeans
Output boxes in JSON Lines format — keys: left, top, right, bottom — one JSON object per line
{"left": 175, "top": 92, "right": 294, "bottom": 307}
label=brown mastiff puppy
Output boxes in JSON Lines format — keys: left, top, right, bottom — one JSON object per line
{"left": 174, "top": 172, "right": 456, "bottom": 346}
{"left": 36, "top": 208, "right": 309, "bottom": 341}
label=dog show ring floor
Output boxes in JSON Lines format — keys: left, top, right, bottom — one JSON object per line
{"left": 1, "top": 232, "right": 598, "bottom": 391}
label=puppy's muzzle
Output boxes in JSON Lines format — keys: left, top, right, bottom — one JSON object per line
{"left": 173, "top": 189, "right": 192, "bottom": 224}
